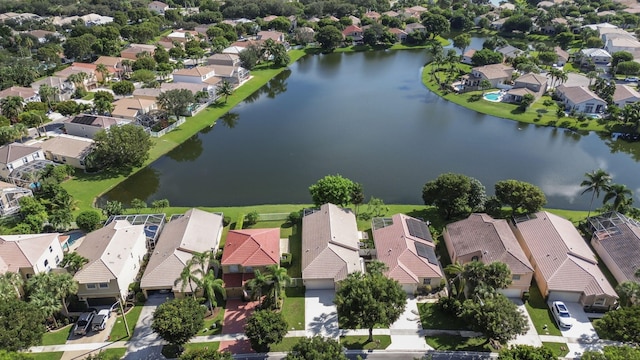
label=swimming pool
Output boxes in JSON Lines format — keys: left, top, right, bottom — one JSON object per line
{"left": 62, "top": 231, "right": 85, "bottom": 250}
{"left": 483, "top": 91, "right": 502, "bottom": 102}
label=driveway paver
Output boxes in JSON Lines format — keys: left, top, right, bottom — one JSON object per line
{"left": 222, "top": 299, "right": 259, "bottom": 334}
{"left": 558, "top": 302, "right": 599, "bottom": 343}
{"left": 304, "top": 290, "right": 339, "bottom": 338}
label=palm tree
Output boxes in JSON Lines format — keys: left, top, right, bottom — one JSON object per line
{"left": 265, "top": 264, "right": 290, "bottom": 309}
{"left": 0, "top": 96, "right": 24, "bottom": 123}
{"left": 190, "top": 250, "right": 219, "bottom": 277}
{"left": 95, "top": 63, "right": 110, "bottom": 85}
{"left": 586, "top": 71, "right": 598, "bottom": 87}
{"left": 216, "top": 81, "right": 234, "bottom": 103}
{"left": 444, "top": 262, "right": 466, "bottom": 299}
{"left": 245, "top": 269, "right": 269, "bottom": 306}
{"left": 580, "top": 169, "right": 612, "bottom": 218}
{"left": 0, "top": 272, "right": 24, "bottom": 301}
{"left": 121, "top": 59, "right": 133, "bottom": 77}
{"left": 556, "top": 70, "right": 568, "bottom": 86}
{"left": 12, "top": 123, "right": 28, "bottom": 143}
{"left": 30, "top": 291, "right": 61, "bottom": 328}
{"left": 67, "top": 72, "right": 88, "bottom": 91}
{"left": 194, "top": 270, "right": 226, "bottom": 314}
{"left": 53, "top": 273, "right": 79, "bottom": 315}
{"left": 39, "top": 84, "right": 58, "bottom": 111}
{"left": 59, "top": 252, "right": 89, "bottom": 274}
{"left": 174, "top": 262, "right": 198, "bottom": 298}
{"left": 603, "top": 183, "right": 633, "bottom": 212}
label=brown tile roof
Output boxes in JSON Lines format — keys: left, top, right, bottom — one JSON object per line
{"left": 613, "top": 84, "right": 640, "bottom": 103}
{"left": 302, "top": 203, "right": 361, "bottom": 282}
{"left": 66, "top": 114, "right": 122, "bottom": 129}
{"left": 515, "top": 73, "right": 547, "bottom": 86}
{"left": 94, "top": 56, "right": 124, "bottom": 67}
{"left": 474, "top": 64, "right": 514, "bottom": 81}
{"left": 31, "top": 76, "right": 68, "bottom": 89}
{"left": 221, "top": 228, "right": 280, "bottom": 267}
{"left": 513, "top": 211, "right": 617, "bottom": 298}
{"left": 141, "top": 208, "right": 223, "bottom": 291}
{"left": 373, "top": 214, "right": 443, "bottom": 285}
{"left": 556, "top": 85, "right": 605, "bottom": 105}
{"left": 342, "top": 25, "right": 362, "bottom": 36}
{"left": 591, "top": 213, "right": 640, "bottom": 283}
{"left": 554, "top": 46, "right": 570, "bottom": 61}
{"left": 28, "top": 29, "right": 55, "bottom": 39}
{"left": 161, "top": 82, "right": 209, "bottom": 95}
{"left": 53, "top": 66, "right": 94, "bottom": 79}
{"left": 74, "top": 220, "right": 146, "bottom": 283}
{"left": 0, "top": 86, "right": 37, "bottom": 99}
{"left": 173, "top": 66, "right": 216, "bottom": 77}
{"left": 0, "top": 233, "right": 59, "bottom": 272}
{"left": 507, "top": 88, "right": 536, "bottom": 97}
{"left": 37, "top": 135, "right": 93, "bottom": 159}
{"left": 446, "top": 213, "right": 533, "bottom": 275}
{"left": 364, "top": 11, "right": 381, "bottom": 19}
{"left": 257, "top": 31, "right": 284, "bottom": 41}
{"left": 0, "top": 143, "right": 41, "bottom": 165}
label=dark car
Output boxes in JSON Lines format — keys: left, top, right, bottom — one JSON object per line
{"left": 74, "top": 311, "right": 96, "bottom": 336}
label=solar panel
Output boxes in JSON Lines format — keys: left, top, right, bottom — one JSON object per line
{"left": 415, "top": 243, "right": 438, "bottom": 265}
{"left": 71, "top": 115, "right": 97, "bottom": 125}
{"left": 406, "top": 218, "right": 433, "bottom": 242}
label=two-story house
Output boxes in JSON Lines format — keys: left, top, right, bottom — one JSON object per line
{"left": 461, "top": 64, "right": 514, "bottom": 89}
{"left": 0, "top": 233, "right": 63, "bottom": 282}
{"left": 64, "top": 114, "right": 131, "bottom": 139}
{"left": 0, "top": 143, "right": 44, "bottom": 181}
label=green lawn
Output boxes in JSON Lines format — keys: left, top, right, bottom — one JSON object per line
{"left": 425, "top": 335, "right": 492, "bottom": 352}
{"left": 82, "top": 92, "right": 95, "bottom": 100}
{"left": 282, "top": 287, "right": 305, "bottom": 330}
{"left": 270, "top": 337, "right": 303, "bottom": 352}
{"left": 40, "top": 325, "right": 72, "bottom": 345}
{"left": 163, "top": 342, "right": 220, "bottom": 358}
{"left": 340, "top": 335, "right": 391, "bottom": 350}
{"left": 287, "top": 224, "right": 302, "bottom": 278}
{"left": 30, "top": 353, "right": 63, "bottom": 360}
{"left": 109, "top": 304, "right": 143, "bottom": 341}
{"left": 524, "top": 283, "right": 562, "bottom": 336}
{"left": 418, "top": 302, "right": 469, "bottom": 330}
{"left": 199, "top": 307, "right": 225, "bottom": 336}
{"left": 542, "top": 342, "right": 570, "bottom": 357}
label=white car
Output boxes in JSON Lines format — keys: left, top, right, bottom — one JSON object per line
{"left": 551, "top": 301, "right": 574, "bottom": 329}
{"left": 625, "top": 77, "right": 639, "bottom": 82}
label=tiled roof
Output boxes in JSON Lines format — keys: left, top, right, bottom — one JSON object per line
{"left": 554, "top": 46, "right": 570, "bottom": 61}
{"left": 0, "top": 143, "right": 41, "bottom": 165}
{"left": 581, "top": 48, "right": 612, "bottom": 57}
{"left": 257, "top": 31, "right": 284, "bottom": 41}
{"left": 31, "top": 76, "right": 68, "bottom": 89}
{"left": 474, "top": 64, "right": 514, "bottom": 80}
{"left": 513, "top": 211, "right": 617, "bottom": 298}
{"left": 221, "top": 228, "right": 280, "bottom": 267}
{"left": 342, "top": 25, "right": 362, "bottom": 36}
{"left": 302, "top": 203, "right": 361, "bottom": 282}
{"left": 613, "top": 84, "right": 640, "bottom": 103}
{"left": 0, "top": 233, "right": 59, "bottom": 272}
{"left": 141, "top": 208, "right": 223, "bottom": 290}
{"left": 74, "top": 220, "right": 145, "bottom": 283}
{"left": 556, "top": 85, "right": 605, "bottom": 105}
{"left": 446, "top": 213, "right": 533, "bottom": 275}
{"left": 373, "top": 214, "right": 443, "bottom": 285}
{"left": 515, "top": 73, "right": 547, "bottom": 86}
{"left": 173, "top": 66, "right": 216, "bottom": 77}
{"left": 0, "top": 86, "right": 37, "bottom": 99}
{"left": 37, "top": 135, "right": 93, "bottom": 159}
{"left": 591, "top": 213, "right": 640, "bottom": 282}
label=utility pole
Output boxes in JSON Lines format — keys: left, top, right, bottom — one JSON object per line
{"left": 119, "top": 296, "right": 131, "bottom": 337}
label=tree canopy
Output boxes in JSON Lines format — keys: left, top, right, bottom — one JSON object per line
{"left": 309, "top": 174, "right": 362, "bottom": 207}
{"left": 178, "top": 349, "right": 234, "bottom": 360}
{"left": 284, "top": 336, "right": 348, "bottom": 360}
{"left": 593, "top": 305, "right": 640, "bottom": 344}
{"left": 334, "top": 272, "right": 406, "bottom": 342}
{"left": 461, "top": 294, "right": 529, "bottom": 344}
{"left": 157, "top": 89, "right": 196, "bottom": 120}
{"left": 244, "top": 310, "right": 288, "bottom": 352}
{"left": 422, "top": 173, "right": 486, "bottom": 219}
{"left": 498, "top": 345, "right": 555, "bottom": 360}
{"left": 0, "top": 299, "right": 46, "bottom": 351}
{"left": 581, "top": 345, "right": 640, "bottom": 360}
{"left": 316, "top": 25, "right": 343, "bottom": 51}
{"left": 89, "top": 124, "right": 153, "bottom": 171}
{"left": 494, "top": 180, "right": 546, "bottom": 215}
{"left": 152, "top": 297, "right": 205, "bottom": 349}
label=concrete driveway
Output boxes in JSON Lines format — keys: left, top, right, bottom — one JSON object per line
{"left": 559, "top": 302, "right": 599, "bottom": 343}
{"left": 305, "top": 289, "right": 339, "bottom": 339}
{"left": 388, "top": 297, "right": 431, "bottom": 351}
{"left": 65, "top": 310, "right": 116, "bottom": 345}
{"left": 508, "top": 298, "right": 542, "bottom": 347}
{"left": 123, "top": 293, "right": 172, "bottom": 360}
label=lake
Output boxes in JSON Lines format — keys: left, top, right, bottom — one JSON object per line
{"left": 102, "top": 50, "right": 640, "bottom": 210}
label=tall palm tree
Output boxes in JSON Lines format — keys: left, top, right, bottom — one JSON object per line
{"left": 580, "top": 169, "right": 612, "bottom": 218}
{"left": 95, "top": 63, "right": 110, "bottom": 85}
{"left": 265, "top": 264, "right": 290, "bottom": 309}
{"left": 30, "top": 291, "right": 61, "bottom": 328}
{"left": 444, "top": 262, "right": 466, "bottom": 299}
{"left": 190, "top": 250, "right": 219, "bottom": 277}
{"left": 0, "top": 96, "right": 24, "bottom": 123}
{"left": 245, "top": 269, "right": 269, "bottom": 306}
{"left": 194, "top": 270, "right": 226, "bottom": 314}
{"left": 216, "top": 81, "right": 234, "bottom": 104}
{"left": 0, "top": 272, "right": 24, "bottom": 301}
{"left": 174, "top": 262, "right": 198, "bottom": 298}
{"left": 59, "top": 252, "right": 88, "bottom": 274}
{"left": 53, "top": 273, "right": 79, "bottom": 315}
{"left": 603, "top": 183, "right": 633, "bottom": 212}
{"left": 67, "top": 72, "right": 88, "bottom": 91}
{"left": 12, "top": 123, "right": 28, "bottom": 143}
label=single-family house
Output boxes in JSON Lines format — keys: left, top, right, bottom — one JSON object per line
{"left": 588, "top": 212, "right": 640, "bottom": 285}
{"left": 0, "top": 143, "right": 44, "bottom": 181}
{"left": 37, "top": 135, "right": 94, "bottom": 169}
{"left": 505, "top": 73, "right": 548, "bottom": 102}
{"left": 372, "top": 214, "right": 444, "bottom": 294}
{"left": 496, "top": 45, "right": 523, "bottom": 61}
{"left": 27, "top": 29, "right": 58, "bottom": 44}
{"left": 462, "top": 63, "right": 514, "bottom": 89}
{"left": 93, "top": 56, "right": 126, "bottom": 80}
{"left": 294, "top": 27, "right": 315, "bottom": 44}
{"left": 579, "top": 48, "right": 612, "bottom": 66}
{"left": 120, "top": 44, "right": 156, "bottom": 60}
{"left": 388, "top": 28, "right": 407, "bottom": 43}
{"left": 64, "top": 114, "right": 131, "bottom": 139}
{"left": 554, "top": 47, "right": 570, "bottom": 66}
{"left": 262, "top": 15, "right": 278, "bottom": 23}
{"left": 383, "top": 11, "right": 400, "bottom": 18}
{"left": 0, "top": 181, "right": 32, "bottom": 217}
{"left": 207, "top": 53, "right": 241, "bottom": 67}
{"left": 31, "top": 76, "right": 74, "bottom": 101}
{"left": 111, "top": 98, "right": 158, "bottom": 121}
{"left": 348, "top": 15, "right": 361, "bottom": 25}
{"left": 302, "top": 203, "right": 363, "bottom": 290}
{"left": 74, "top": 220, "right": 147, "bottom": 304}
{"left": 599, "top": 27, "right": 635, "bottom": 43}
{"left": 167, "top": 29, "right": 199, "bottom": 43}
{"left": 404, "top": 23, "right": 426, "bottom": 35}
{"left": 0, "top": 86, "right": 40, "bottom": 102}
{"left": 342, "top": 25, "right": 363, "bottom": 41}
{"left": 541, "top": 18, "right": 568, "bottom": 34}
{"left": 81, "top": 13, "right": 113, "bottom": 26}
{"left": 401, "top": 6, "right": 427, "bottom": 19}
{"left": 257, "top": 31, "right": 285, "bottom": 43}
{"left": 148, "top": 1, "right": 169, "bottom": 14}
{"left": 364, "top": 11, "right": 381, "bottom": 22}
{"left": 555, "top": 85, "right": 606, "bottom": 114}
{"left": 444, "top": 213, "right": 534, "bottom": 297}
{"left": 222, "top": 46, "right": 246, "bottom": 55}
{"left": 0, "top": 233, "right": 63, "bottom": 281}
{"left": 491, "top": 18, "right": 507, "bottom": 31}
{"left": 140, "top": 208, "right": 224, "bottom": 297}
{"left": 172, "top": 66, "right": 222, "bottom": 85}
{"left": 221, "top": 228, "right": 281, "bottom": 298}
{"left": 613, "top": 84, "right": 640, "bottom": 109}
{"left": 461, "top": 49, "right": 476, "bottom": 65}
{"left": 511, "top": 211, "right": 618, "bottom": 310}
{"left": 53, "top": 66, "right": 97, "bottom": 90}
{"left": 605, "top": 37, "right": 640, "bottom": 55}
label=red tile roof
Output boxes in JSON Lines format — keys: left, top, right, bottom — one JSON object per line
{"left": 221, "top": 228, "right": 280, "bottom": 267}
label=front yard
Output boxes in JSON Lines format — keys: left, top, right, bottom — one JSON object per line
{"left": 425, "top": 335, "right": 491, "bottom": 352}
{"left": 109, "top": 304, "right": 144, "bottom": 341}
{"left": 40, "top": 325, "right": 72, "bottom": 345}
{"left": 524, "top": 283, "right": 562, "bottom": 336}
{"left": 282, "top": 287, "right": 305, "bottom": 330}
{"left": 418, "top": 302, "right": 469, "bottom": 330}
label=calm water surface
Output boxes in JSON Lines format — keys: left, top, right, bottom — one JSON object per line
{"left": 103, "top": 50, "right": 640, "bottom": 210}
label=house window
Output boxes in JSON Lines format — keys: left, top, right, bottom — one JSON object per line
{"left": 44, "top": 259, "right": 49, "bottom": 267}
{"left": 512, "top": 274, "right": 521, "bottom": 281}
{"left": 471, "top": 256, "right": 479, "bottom": 261}
{"left": 23, "top": 157, "right": 28, "bottom": 164}
{"left": 34, "top": 153, "right": 39, "bottom": 159}
{"left": 49, "top": 246, "right": 53, "bottom": 253}
{"left": 99, "top": 283, "right": 109, "bottom": 288}
{"left": 594, "top": 298, "right": 606, "bottom": 306}
{"left": 55, "top": 255, "right": 60, "bottom": 264}
{"left": 62, "top": 157, "right": 67, "bottom": 162}
{"left": 229, "top": 265, "right": 239, "bottom": 273}
{"left": 87, "top": 283, "right": 97, "bottom": 289}
{"left": 423, "top": 278, "right": 431, "bottom": 285}
{"left": 245, "top": 266, "right": 254, "bottom": 273}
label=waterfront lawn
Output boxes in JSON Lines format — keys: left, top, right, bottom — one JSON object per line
{"left": 340, "top": 335, "right": 391, "bottom": 350}
{"left": 543, "top": 342, "right": 570, "bottom": 357}
{"left": 109, "top": 304, "right": 143, "bottom": 341}
{"left": 31, "top": 352, "right": 64, "bottom": 360}
{"left": 418, "top": 302, "right": 469, "bottom": 330}
{"left": 525, "top": 283, "right": 562, "bottom": 336}
{"left": 282, "top": 287, "right": 305, "bottom": 330}
{"left": 41, "top": 325, "right": 72, "bottom": 345}
{"left": 425, "top": 335, "right": 492, "bottom": 352}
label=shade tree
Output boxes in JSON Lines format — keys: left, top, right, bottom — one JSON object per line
{"left": 422, "top": 173, "right": 486, "bottom": 220}
{"left": 284, "top": 336, "right": 348, "bottom": 360}
{"left": 309, "top": 174, "right": 362, "bottom": 207}
{"left": 461, "top": 293, "right": 529, "bottom": 344}
{"left": 244, "top": 310, "right": 288, "bottom": 352}
{"left": 0, "top": 298, "right": 46, "bottom": 351}
{"left": 89, "top": 124, "right": 152, "bottom": 171}
{"left": 494, "top": 180, "right": 546, "bottom": 216}
{"left": 152, "top": 298, "right": 205, "bottom": 353}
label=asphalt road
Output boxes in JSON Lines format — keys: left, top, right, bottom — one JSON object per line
{"left": 234, "top": 350, "right": 496, "bottom": 360}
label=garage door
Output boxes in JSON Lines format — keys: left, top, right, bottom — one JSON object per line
{"left": 548, "top": 291, "right": 581, "bottom": 303}
{"left": 499, "top": 288, "right": 522, "bottom": 298}
{"left": 402, "top": 283, "right": 416, "bottom": 294}
{"left": 304, "top": 279, "right": 335, "bottom": 290}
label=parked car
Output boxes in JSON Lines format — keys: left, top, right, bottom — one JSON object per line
{"left": 551, "top": 301, "right": 574, "bottom": 329}
{"left": 625, "top": 77, "right": 639, "bottom": 82}
{"left": 74, "top": 311, "right": 96, "bottom": 336}
{"left": 91, "top": 309, "right": 110, "bottom": 332}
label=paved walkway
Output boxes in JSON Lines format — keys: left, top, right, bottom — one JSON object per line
{"left": 388, "top": 297, "right": 432, "bottom": 351}
{"left": 509, "top": 298, "right": 542, "bottom": 347}
{"left": 122, "top": 294, "right": 171, "bottom": 360}
{"left": 304, "top": 290, "right": 339, "bottom": 339}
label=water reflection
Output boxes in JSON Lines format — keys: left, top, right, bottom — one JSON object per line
{"left": 219, "top": 112, "right": 240, "bottom": 129}
{"left": 166, "top": 135, "right": 203, "bottom": 162}
{"left": 100, "top": 166, "right": 160, "bottom": 206}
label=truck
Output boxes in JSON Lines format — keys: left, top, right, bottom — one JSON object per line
{"left": 91, "top": 309, "right": 110, "bottom": 332}
{"left": 73, "top": 311, "right": 96, "bottom": 336}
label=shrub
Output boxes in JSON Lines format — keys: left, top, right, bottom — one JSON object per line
{"left": 437, "top": 297, "right": 462, "bottom": 315}
{"left": 245, "top": 211, "right": 259, "bottom": 225}
{"left": 223, "top": 216, "right": 231, "bottom": 227}
{"left": 543, "top": 99, "right": 555, "bottom": 107}
{"left": 76, "top": 210, "right": 102, "bottom": 233}
{"left": 287, "top": 211, "right": 301, "bottom": 224}
{"left": 522, "top": 291, "right": 530, "bottom": 302}
{"left": 417, "top": 284, "right": 432, "bottom": 295}
{"left": 136, "top": 292, "right": 146, "bottom": 303}
{"left": 468, "top": 94, "right": 483, "bottom": 102}
{"left": 281, "top": 253, "right": 292, "bottom": 268}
